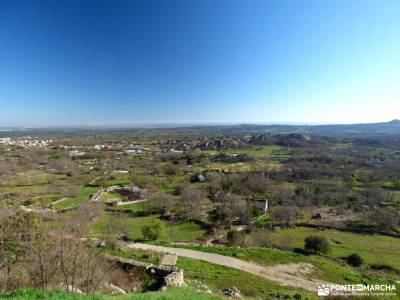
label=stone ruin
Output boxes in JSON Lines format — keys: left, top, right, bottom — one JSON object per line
{"left": 107, "top": 255, "right": 184, "bottom": 288}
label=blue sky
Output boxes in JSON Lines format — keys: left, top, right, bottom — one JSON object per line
{"left": 0, "top": 0, "right": 399, "bottom": 126}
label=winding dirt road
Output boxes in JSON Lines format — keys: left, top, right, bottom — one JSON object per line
{"left": 126, "top": 243, "right": 330, "bottom": 292}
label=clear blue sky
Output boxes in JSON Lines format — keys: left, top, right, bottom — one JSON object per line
{"left": 0, "top": 0, "right": 399, "bottom": 126}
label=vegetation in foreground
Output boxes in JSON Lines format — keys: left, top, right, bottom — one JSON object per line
{"left": 0, "top": 287, "right": 224, "bottom": 300}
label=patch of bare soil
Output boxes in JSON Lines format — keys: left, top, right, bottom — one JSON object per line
{"left": 309, "top": 207, "right": 361, "bottom": 228}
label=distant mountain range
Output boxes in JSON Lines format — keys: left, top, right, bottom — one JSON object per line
{"left": 1, "top": 120, "right": 399, "bottom": 135}
{"left": 300, "top": 119, "right": 400, "bottom": 134}
{"left": 168, "top": 119, "right": 400, "bottom": 135}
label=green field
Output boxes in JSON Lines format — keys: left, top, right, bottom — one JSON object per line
{"left": 164, "top": 243, "right": 398, "bottom": 286}
{"left": 106, "top": 174, "right": 133, "bottom": 186}
{"left": 265, "top": 227, "right": 400, "bottom": 269}
{"left": 100, "top": 244, "right": 399, "bottom": 299}
{"left": 51, "top": 186, "right": 98, "bottom": 209}
{"left": 102, "top": 191, "right": 123, "bottom": 201}
{"left": 177, "top": 257, "right": 317, "bottom": 299}
{"left": 106, "top": 246, "right": 317, "bottom": 298}
{"left": 88, "top": 212, "right": 207, "bottom": 242}
{"left": 135, "top": 174, "right": 186, "bottom": 193}
{"left": 115, "top": 202, "right": 144, "bottom": 212}
{"left": 1, "top": 172, "right": 59, "bottom": 203}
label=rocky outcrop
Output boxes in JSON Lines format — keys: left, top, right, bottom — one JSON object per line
{"left": 222, "top": 287, "right": 242, "bottom": 298}
{"left": 161, "top": 136, "right": 246, "bottom": 151}
{"left": 163, "top": 269, "right": 184, "bottom": 287}
{"left": 160, "top": 132, "right": 312, "bottom": 152}
{"left": 190, "top": 174, "right": 205, "bottom": 183}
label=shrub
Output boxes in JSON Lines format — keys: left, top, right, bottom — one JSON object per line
{"left": 249, "top": 229, "right": 271, "bottom": 247}
{"left": 161, "top": 162, "right": 180, "bottom": 175}
{"left": 370, "top": 263, "right": 399, "bottom": 274}
{"left": 346, "top": 253, "right": 363, "bottom": 267}
{"left": 304, "top": 235, "right": 330, "bottom": 254}
{"left": 104, "top": 238, "right": 120, "bottom": 250}
{"left": 141, "top": 219, "right": 165, "bottom": 240}
{"left": 227, "top": 230, "right": 243, "bottom": 246}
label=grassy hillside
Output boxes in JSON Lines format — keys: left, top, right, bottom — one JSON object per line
{"left": 0, "top": 288, "right": 223, "bottom": 300}
{"left": 265, "top": 227, "right": 400, "bottom": 269}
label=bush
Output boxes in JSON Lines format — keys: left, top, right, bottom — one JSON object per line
{"left": 304, "top": 235, "right": 330, "bottom": 254}
{"left": 346, "top": 253, "right": 363, "bottom": 267}
{"left": 161, "top": 162, "right": 180, "bottom": 175}
{"left": 249, "top": 229, "right": 271, "bottom": 247}
{"left": 227, "top": 230, "right": 243, "bottom": 246}
{"left": 141, "top": 219, "right": 166, "bottom": 240}
{"left": 370, "top": 263, "right": 398, "bottom": 273}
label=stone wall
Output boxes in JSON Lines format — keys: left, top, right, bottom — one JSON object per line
{"left": 106, "top": 255, "right": 184, "bottom": 287}
{"left": 163, "top": 269, "right": 184, "bottom": 287}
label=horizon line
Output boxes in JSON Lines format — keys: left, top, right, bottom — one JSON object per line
{"left": 0, "top": 119, "right": 398, "bottom": 130}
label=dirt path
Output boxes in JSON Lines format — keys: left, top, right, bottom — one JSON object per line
{"left": 49, "top": 197, "right": 69, "bottom": 206}
{"left": 21, "top": 205, "right": 56, "bottom": 214}
{"left": 117, "top": 199, "right": 148, "bottom": 206}
{"left": 126, "top": 243, "right": 330, "bottom": 292}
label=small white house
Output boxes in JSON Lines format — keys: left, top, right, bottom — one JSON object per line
{"left": 0, "top": 138, "right": 11, "bottom": 144}
{"left": 253, "top": 199, "right": 268, "bottom": 213}
{"left": 69, "top": 150, "right": 86, "bottom": 157}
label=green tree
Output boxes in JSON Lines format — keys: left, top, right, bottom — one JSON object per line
{"left": 304, "top": 235, "right": 330, "bottom": 254}
{"left": 346, "top": 253, "right": 363, "bottom": 267}
{"left": 141, "top": 219, "right": 166, "bottom": 241}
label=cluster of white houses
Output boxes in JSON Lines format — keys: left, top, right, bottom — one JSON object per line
{"left": 0, "top": 137, "right": 53, "bottom": 150}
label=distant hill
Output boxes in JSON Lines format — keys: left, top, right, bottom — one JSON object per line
{"left": 303, "top": 119, "right": 400, "bottom": 134}
{"left": 171, "top": 119, "right": 400, "bottom": 135}
{"left": 1, "top": 120, "right": 399, "bottom": 136}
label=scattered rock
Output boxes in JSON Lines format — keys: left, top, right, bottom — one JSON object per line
{"left": 190, "top": 174, "right": 205, "bottom": 183}
{"left": 119, "top": 233, "right": 131, "bottom": 242}
{"left": 164, "top": 270, "right": 184, "bottom": 287}
{"left": 222, "top": 287, "right": 242, "bottom": 298}
{"left": 108, "top": 283, "right": 127, "bottom": 295}
{"left": 311, "top": 213, "right": 322, "bottom": 219}
{"left": 97, "top": 240, "right": 106, "bottom": 248}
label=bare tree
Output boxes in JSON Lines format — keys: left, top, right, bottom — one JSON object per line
{"left": 148, "top": 192, "right": 176, "bottom": 213}
{"left": 271, "top": 206, "right": 299, "bottom": 226}
{"left": 0, "top": 206, "right": 33, "bottom": 291}
{"left": 364, "top": 209, "right": 399, "bottom": 230}
{"left": 215, "top": 193, "right": 251, "bottom": 226}
{"left": 25, "top": 225, "right": 60, "bottom": 290}
{"left": 55, "top": 221, "right": 112, "bottom": 294}
{"left": 180, "top": 185, "right": 206, "bottom": 219}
